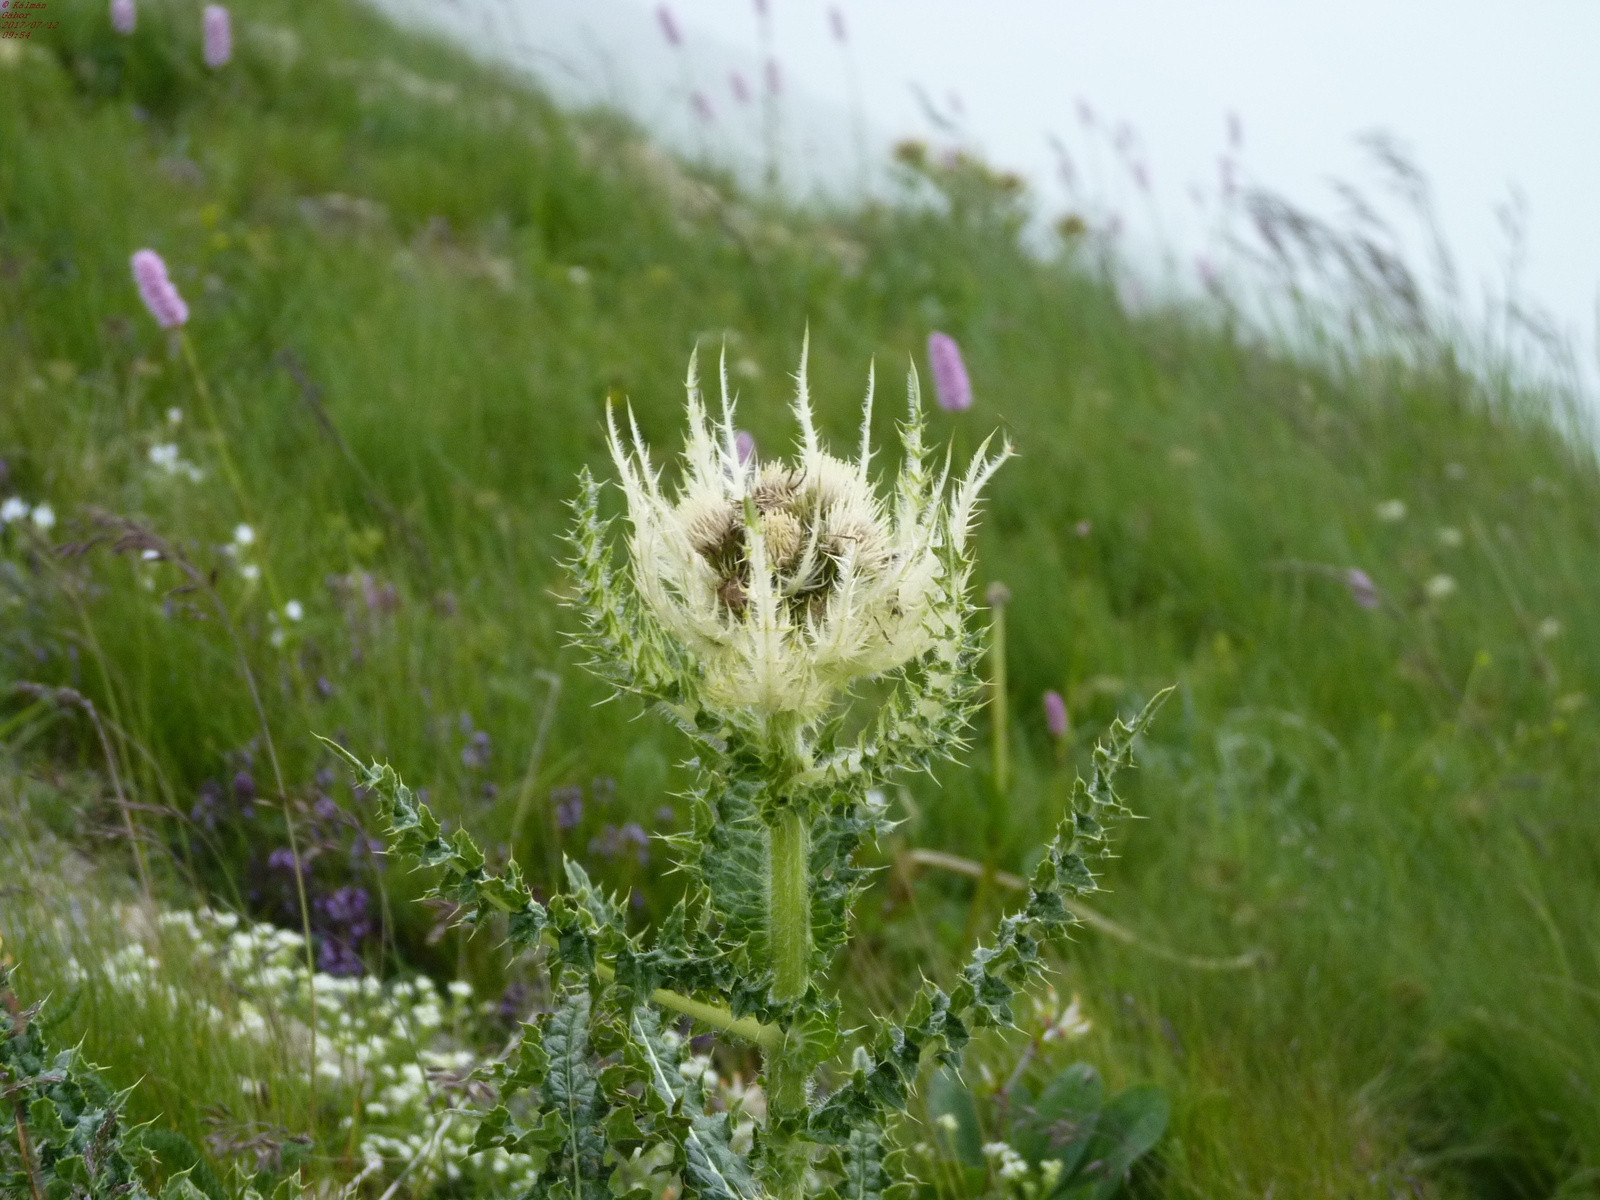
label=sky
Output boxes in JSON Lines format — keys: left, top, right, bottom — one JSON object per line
{"left": 371, "top": 0, "right": 1600, "bottom": 392}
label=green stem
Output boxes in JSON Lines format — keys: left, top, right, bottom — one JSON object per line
{"left": 766, "top": 806, "right": 811, "bottom": 1200}
{"left": 770, "top": 806, "right": 810, "bottom": 1004}
{"left": 990, "top": 597, "right": 1010, "bottom": 800}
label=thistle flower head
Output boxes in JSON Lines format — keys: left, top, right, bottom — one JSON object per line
{"left": 110, "top": 0, "right": 135, "bottom": 35}
{"left": 601, "top": 338, "right": 1009, "bottom": 728}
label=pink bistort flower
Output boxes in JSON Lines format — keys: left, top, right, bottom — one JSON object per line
{"left": 202, "top": 4, "right": 232, "bottom": 69}
{"left": 1043, "top": 691, "right": 1068, "bottom": 739}
{"left": 656, "top": 4, "right": 681, "bottom": 46}
{"left": 926, "top": 331, "right": 972, "bottom": 412}
{"left": 110, "top": 0, "right": 136, "bottom": 35}
{"left": 130, "top": 249, "right": 189, "bottom": 329}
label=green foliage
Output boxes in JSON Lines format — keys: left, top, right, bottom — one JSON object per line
{"left": 336, "top": 686, "right": 1165, "bottom": 1199}
{"left": 5, "top": 0, "right": 1600, "bottom": 1195}
{"left": 936, "top": 1061, "right": 1169, "bottom": 1200}
{"left": 1, "top": 964, "right": 156, "bottom": 1199}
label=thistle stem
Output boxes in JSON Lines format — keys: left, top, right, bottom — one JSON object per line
{"left": 766, "top": 806, "right": 811, "bottom": 1200}
{"left": 770, "top": 806, "right": 810, "bottom": 1004}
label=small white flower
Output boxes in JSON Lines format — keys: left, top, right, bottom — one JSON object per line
{"left": 284, "top": 599, "right": 304, "bottom": 621}
{"left": 30, "top": 504, "right": 55, "bottom": 531}
{"left": 141, "top": 548, "right": 161, "bottom": 561}
{"left": 1437, "top": 526, "right": 1463, "bottom": 548}
{"left": 447, "top": 980, "right": 473, "bottom": 999}
{"left": 1424, "top": 573, "right": 1457, "bottom": 600}
{"left": 934, "top": 1113, "right": 959, "bottom": 1134}
{"left": 269, "top": 627, "right": 286, "bottom": 648}
{"left": 1538, "top": 617, "right": 1562, "bottom": 640}
{"left": 167, "top": 406, "right": 184, "bottom": 425}
{"left": 0, "top": 497, "right": 26, "bottom": 523}
{"left": 240, "top": 563, "right": 261, "bottom": 582}
{"left": 233, "top": 523, "right": 256, "bottom": 547}
{"left": 567, "top": 265, "right": 590, "bottom": 285}
{"left": 1041, "top": 992, "right": 1091, "bottom": 1041}
{"left": 1375, "top": 499, "right": 1407, "bottom": 522}
{"left": 149, "top": 443, "right": 180, "bottom": 471}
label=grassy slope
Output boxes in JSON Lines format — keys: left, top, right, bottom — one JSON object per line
{"left": 3, "top": 1, "right": 1600, "bottom": 1196}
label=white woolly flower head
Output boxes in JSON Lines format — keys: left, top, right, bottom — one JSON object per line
{"left": 603, "top": 337, "right": 1009, "bottom": 726}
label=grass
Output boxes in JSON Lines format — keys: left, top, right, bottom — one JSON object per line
{"left": 3, "top": 0, "right": 1600, "bottom": 1196}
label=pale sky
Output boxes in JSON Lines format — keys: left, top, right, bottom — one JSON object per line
{"left": 372, "top": 0, "right": 1600, "bottom": 394}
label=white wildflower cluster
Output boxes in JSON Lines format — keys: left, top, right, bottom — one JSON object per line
{"left": 0, "top": 496, "right": 55, "bottom": 532}
{"left": 983, "top": 1140, "right": 1030, "bottom": 1182}
{"left": 603, "top": 341, "right": 1008, "bottom": 729}
{"left": 64, "top": 906, "right": 539, "bottom": 1193}
{"left": 147, "top": 441, "right": 206, "bottom": 483}
{"left": 223, "top": 522, "right": 264, "bottom": 582}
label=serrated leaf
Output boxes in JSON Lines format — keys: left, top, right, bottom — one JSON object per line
{"left": 683, "top": 1113, "right": 758, "bottom": 1200}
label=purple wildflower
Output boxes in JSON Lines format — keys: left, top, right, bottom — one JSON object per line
{"left": 926, "top": 332, "right": 972, "bottom": 412}
{"left": 592, "top": 776, "right": 617, "bottom": 805}
{"left": 553, "top": 786, "right": 583, "bottom": 830}
{"left": 1043, "top": 691, "right": 1069, "bottom": 739}
{"left": 828, "top": 6, "right": 846, "bottom": 41}
{"left": 655, "top": 805, "right": 676, "bottom": 826}
{"left": 590, "top": 822, "right": 650, "bottom": 865}
{"left": 317, "top": 885, "right": 370, "bottom": 927}
{"left": 202, "top": 5, "right": 231, "bottom": 68}
{"left": 735, "top": 429, "right": 756, "bottom": 464}
{"left": 110, "top": 0, "right": 135, "bottom": 35}
{"left": 691, "top": 91, "right": 714, "bottom": 122}
{"left": 317, "top": 939, "right": 364, "bottom": 977}
{"left": 130, "top": 249, "right": 189, "bottom": 329}
{"left": 1345, "top": 568, "right": 1380, "bottom": 611}
{"left": 191, "top": 779, "right": 223, "bottom": 831}
{"left": 496, "top": 981, "right": 531, "bottom": 1026}
{"left": 266, "top": 847, "right": 299, "bottom": 873}
{"left": 729, "top": 71, "right": 751, "bottom": 104}
{"left": 656, "top": 4, "right": 681, "bottom": 46}
{"left": 461, "top": 729, "right": 492, "bottom": 770}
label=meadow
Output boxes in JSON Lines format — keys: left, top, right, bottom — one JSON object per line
{"left": 3, "top": 1, "right": 1599, "bottom": 1197}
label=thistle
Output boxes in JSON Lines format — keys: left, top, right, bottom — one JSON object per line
{"left": 335, "top": 339, "right": 1167, "bottom": 1200}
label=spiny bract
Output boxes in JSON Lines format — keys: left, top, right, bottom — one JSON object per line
{"left": 604, "top": 337, "right": 1010, "bottom": 728}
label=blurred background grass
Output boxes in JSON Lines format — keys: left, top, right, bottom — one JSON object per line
{"left": 2, "top": 0, "right": 1599, "bottom": 1197}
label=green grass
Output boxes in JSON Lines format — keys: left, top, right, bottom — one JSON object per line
{"left": 3, "top": 1, "right": 1600, "bottom": 1196}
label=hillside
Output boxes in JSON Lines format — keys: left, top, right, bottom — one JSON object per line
{"left": 3, "top": 1, "right": 1599, "bottom": 1197}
